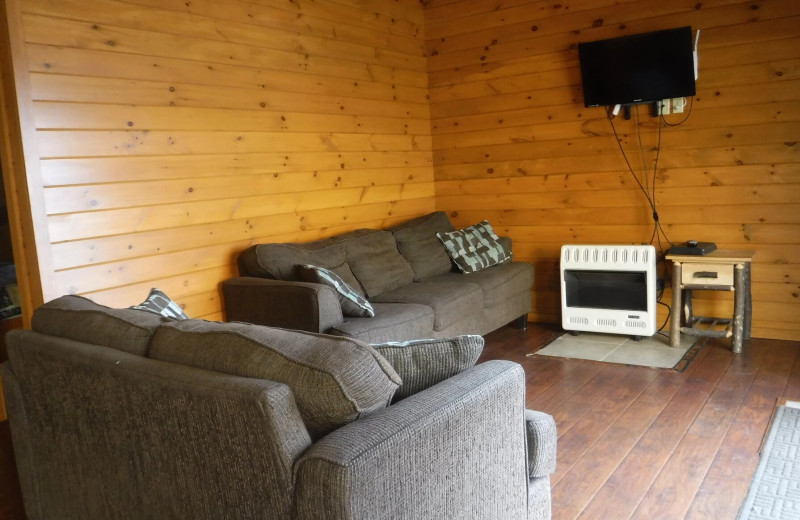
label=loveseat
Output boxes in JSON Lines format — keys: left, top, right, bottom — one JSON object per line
{"left": 2, "top": 295, "right": 557, "bottom": 519}
{"left": 224, "top": 212, "right": 534, "bottom": 343}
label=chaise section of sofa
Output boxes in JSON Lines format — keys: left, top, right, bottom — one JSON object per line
{"left": 224, "top": 212, "right": 534, "bottom": 342}
{"left": 1, "top": 294, "right": 556, "bottom": 520}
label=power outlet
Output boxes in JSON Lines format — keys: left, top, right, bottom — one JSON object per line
{"left": 672, "top": 97, "right": 686, "bottom": 114}
{"left": 656, "top": 99, "right": 670, "bottom": 116}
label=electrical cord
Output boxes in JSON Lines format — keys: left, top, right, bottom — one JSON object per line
{"left": 657, "top": 299, "right": 672, "bottom": 332}
{"left": 651, "top": 97, "right": 695, "bottom": 313}
{"left": 609, "top": 105, "right": 677, "bottom": 328}
{"left": 609, "top": 110, "right": 672, "bottom": 248}
{"left": 608, "top": 115, "right": 659, "bottom": 219}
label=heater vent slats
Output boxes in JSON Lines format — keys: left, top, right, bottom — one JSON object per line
{"left": 561, "top": 245, "right": 653, "bottom": 269}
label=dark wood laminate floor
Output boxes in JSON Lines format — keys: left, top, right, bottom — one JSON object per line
{"left": 481, "top": 323, "right": 800, "bottom": 520}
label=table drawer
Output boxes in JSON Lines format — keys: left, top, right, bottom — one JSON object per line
{"left": 681, "top": 262, "right": 734, "bottom": 287}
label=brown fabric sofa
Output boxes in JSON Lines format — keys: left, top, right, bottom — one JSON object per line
{"left": 1, "top": 295, "right": 557, "bottom": 520}
{"left": 224, "top": 212, "right": 534, "bottom": 343}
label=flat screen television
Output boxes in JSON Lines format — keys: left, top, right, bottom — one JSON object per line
{"left": 578, "top": 26, "right": 696, "bottom": 108}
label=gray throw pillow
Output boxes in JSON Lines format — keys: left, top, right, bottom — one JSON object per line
{"left": 297, "top": 264, "right": 375, "bottom": 318}
{"left": 371, "top": 335, "right": 484, "bottom": 400}
{"left": 437, "top": 221, "right": 511, "bottom": 274}
{"left": 328, "top": 261, "right": 367, "bottom": 297}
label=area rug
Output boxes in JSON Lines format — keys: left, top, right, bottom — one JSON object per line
{"left": 529, "top": 331, "right": 705, "bottom": 371}
{"left": 738, "top": 405, "right": 800, "bottom": 520}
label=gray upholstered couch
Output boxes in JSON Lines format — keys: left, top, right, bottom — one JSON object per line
{"left": 2, "top": 295, "right": 557, "bottom": 520}
{"left": 224, "top": 212, "right": 534, "bottom": 343}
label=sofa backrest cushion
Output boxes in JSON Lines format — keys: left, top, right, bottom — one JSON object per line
{"left": 148, "top": 320, "right": 401, "bottom": 439}
{"left": 237, "top": 228, "right": 413, "bottom": 297}
{"left": 31, "top": 295, "right": 166, "bottom": 356}
{"left": 339, "top": 230, "right": 414, "bottom": 298}
{"left": 239, "top": 242, "right": 347, "bottom": 281}
{"left": 390, "top": 211, "right": 456, "bottom": 281}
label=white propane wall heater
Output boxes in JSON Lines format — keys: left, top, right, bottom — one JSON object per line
{"left": 560, "top": 244, "right": 657, "bottom": 338}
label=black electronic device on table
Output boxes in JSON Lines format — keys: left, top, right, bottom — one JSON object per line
{"left": 667, "top": 240, "right": 717, "bottom": 256}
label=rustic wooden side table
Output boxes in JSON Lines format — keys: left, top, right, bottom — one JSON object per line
{"left": 666, "top": 249, "right": 755, "bottom": 354}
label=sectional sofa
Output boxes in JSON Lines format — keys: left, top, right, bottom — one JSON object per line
{"left": 224, "top": 211, "right": 534, "bottom": 343}
{"left": 1, "top": 295, "right": 557, "bottom": 519}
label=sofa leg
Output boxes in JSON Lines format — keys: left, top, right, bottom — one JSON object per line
{"left": 513, "top": 315, "right": 528, "bottom": 331}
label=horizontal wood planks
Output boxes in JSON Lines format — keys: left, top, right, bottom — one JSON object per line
{"left": 7, "top": 0, "right": 435, "bottom": 317}
{"left": 2, "top": 0, "right": 798, "bottom": 334}
{"left": 481, "top": 322, "right": 800, "bottom": 519}
{"left": 426, "top": 0, "right": 800, "bottom": 339}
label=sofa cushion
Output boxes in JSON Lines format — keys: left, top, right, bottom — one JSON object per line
{"left": 130, "top": 288, "right": 189, "bottom": 320}
{"left": 390, "top": 212, "right": 456, "bottom": 282}
{"left": 371, "top": 335, "right": 484, "bottom": 400}
{"left": 371, "top": 281, "right": 483, "bottom": 331}
{"left": 339, "top": 230, "right": 414, "bottom": 298}
{"left": 147, "top": 320, "right": 400, "bottom": 439}
{"left": 31, "top": 295, "right": 166, "bottom": 356}
{"left": 239, "top": 242, "right": 347, "bottom": 281}
{"left": 427, "top": 262, "right": 534, "bottom": 307}
{"left": 437, "top": 221, "right": 511, "bottom": 274}
{"left": 328, "top": 303, "right": 435, "bottom": 344}
{"left": 296, "top": 264, "right": 374, "bottom": 318}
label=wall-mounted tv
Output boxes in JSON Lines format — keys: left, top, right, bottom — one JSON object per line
{"left": 578, "top": 26, "right": 696, "bottom": 108}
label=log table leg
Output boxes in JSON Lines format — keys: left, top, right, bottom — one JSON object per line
{"left": 671, "top": 261, "right": 682, "bottom": 348}
{"left": 732, "top": 263, "right": 746, "bottom": 354}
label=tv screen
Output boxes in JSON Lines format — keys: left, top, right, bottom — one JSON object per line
{"left": 578, "top": 26, "right": 696, "bottom": 108}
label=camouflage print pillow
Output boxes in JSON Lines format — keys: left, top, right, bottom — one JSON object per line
{"left": 130, "top": 288, "right": 189, "bottom": 320}
{"left": 436, "top": 221, "right": 511, "bottom": 274}
{"left": 297, "top": 264, "right": 375, "bottom": 318}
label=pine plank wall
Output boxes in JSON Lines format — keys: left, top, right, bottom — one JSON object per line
{"left": 427, "top": 0, "right": 799, "bottom": 340}
{"left": 0, "top": 0, "right": 797, "bottom": 340}
{"left": 2, "top": 0, "right": 435, "bottom": 322}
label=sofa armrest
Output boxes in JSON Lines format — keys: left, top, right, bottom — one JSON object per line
{"left": 4, "top": 330, "right": 313, "bottom": 520}
{"left": 223, "top": 277, "right": 344, "bottom": 332}
{"left": 525, "top": 409, "right": 557, "bottom": 479}
{"left": 293, "top": 360, "right": 531, "bottom": 520}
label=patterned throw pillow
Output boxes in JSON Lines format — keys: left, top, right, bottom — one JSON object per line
{"left": 371, "top": 335, "right": 484, "bottom": 400}
{"left": 436, "top": 220, "right": 511, "bottom": 274}
{"left": 130, "top": 288, "right": 189, "bottom": 320}
{"left": 298, "top": 264, "right": 375, "bottom": 318}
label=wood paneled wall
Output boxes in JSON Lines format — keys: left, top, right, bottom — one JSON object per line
{"left": 4, "top": 0, "right": 434, "bottom": 320}
{"left": 425, "top": 0, "right": 800, "bottom": 340}
{"left": 1, "top": 0, "right": 797, "bottom": 339}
